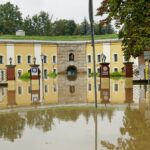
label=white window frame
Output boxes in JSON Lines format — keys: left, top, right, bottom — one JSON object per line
{"left": 113, "top": 53, "right": 118, "bottom": 62}
{"left": 18, "top": 86, "right": 23, "bottom": 95}
{"left": 44, "top": 84, "right": 49, "bottom": 93}
{"left": 53, "top": 68, "right": 57, "bottom": 73}
{"left": 97, "top": 54, "right": 101, "bottom": 63}
{"left": 0, "top": 70, "right": 4, "bottom": 81}
{"left": 53, "top": 84, "right": 57, "bottom": 92}
{"left": 87, "top": 54, "right": 92, "bottom": 63}
{"left": 113, "top": 67, "right": 119, "bottom": 72}
{"left": 88, "top": 83, "right": 92, "bottom": 91}
{"left": 52, "top": 55, "right": 57, "bottom": 64}
{"left": 43, "top": 55, "right": 48, "bottom": 64}
{"left": 44, "top": 69, "right": 48, "bottom": 79}
{"left": 87, "top": 68, "right": 91, "bottom": 78}
{"left": 113, "top": 83, "right": 119, "bottom": 92}
{"left": 27, "top": 55, "right": 32, "bottom": 64}
{"left": 17, "top": 55, "right": 22, "bottom": 64}
{"left": 0, "top": 55, "right": 4, "bottom": 64}
{"left": 17, "top": 69, "right": 23, "bottom": 79}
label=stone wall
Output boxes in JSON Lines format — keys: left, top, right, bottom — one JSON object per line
{"left": 57, "top": 43, "right": 87, "bottom": 73}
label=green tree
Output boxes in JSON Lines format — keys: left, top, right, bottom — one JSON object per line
{"left": 31, "top": 11, "right": 52, "bottom": 36}
{"left": 23, "top": 15, "right": 34, "bottom": 35}
{"left": 24, "top": 11, "right": 53, "bottom": 36}
{"left": 74, "top": 24, "right": 80, "bottom": 35}
{"left": 64, "top": 20, "right": 77, "bottom": 35}
{"left": 0, "top": 2, "right": 23, "bottom": 34}
{"left": 52, "top": 19, "right": 66, "bottom": 35}
{"left": 79, "top": 18, "right": 90, "bottom": 35}
{"left": 51, "top": 19, "right": 76, "bottom": 35}
{"left": 97, "top": 0, "right": 150, "bottom": 60}
{"left": 94, "top": 23, "right": 102, "bottom": 35}
{"left": 94, "top": 23, "right": 114, "bottom": 35}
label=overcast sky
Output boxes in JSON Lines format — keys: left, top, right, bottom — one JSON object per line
{"left": 0, "top": 0, "right": 103, "bottom": 23}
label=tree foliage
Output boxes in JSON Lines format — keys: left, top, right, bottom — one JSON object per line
{"left": 0, "top": 2, "right": 115, "bottom": 36}
{"left": 80, "top": 18, "right": 90, "bottom": 35}
{"left": 52, "top": 19, "right": 76, "bottom": 35}
{"left": 0, "top": 2, "right": 23, "bottom": 34}
{"left": 97, "top": 0, "right": 150, "bottom": 60}
{"left": 23, "top": 12, "right": 53, "bottom": 36}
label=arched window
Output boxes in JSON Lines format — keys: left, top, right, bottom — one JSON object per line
{"left": 69, "top": 53, "right": 74, "bottom": 61}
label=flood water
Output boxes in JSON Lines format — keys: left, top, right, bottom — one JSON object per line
{"left": 0, "top": 75, "right": 150, "bottom": 150}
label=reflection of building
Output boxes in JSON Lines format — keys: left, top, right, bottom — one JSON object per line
{"left": 0, "top": 87, "right": 7, "bottom": 107}
{"left": 0, "top": 77, "right": 149, "bottom": 107}
{"left": 58, "top": 74, "right": 87, "bottom": 103}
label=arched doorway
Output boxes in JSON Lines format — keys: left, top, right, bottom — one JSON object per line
{"left": 66, "top": 66, "right": 77, "bottom": 81}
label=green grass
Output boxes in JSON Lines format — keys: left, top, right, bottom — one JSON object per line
{"left": 0, "top": 34, "right": 118, "bottom": 41}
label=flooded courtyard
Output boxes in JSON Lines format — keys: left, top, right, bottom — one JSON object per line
{"left": 0, "top": 74, "right": 150, "bottom": 150}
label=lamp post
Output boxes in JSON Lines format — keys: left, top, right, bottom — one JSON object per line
{"left": 101, "top": 53, "right": 106, "bottom": 63}
{"left": 9, "top": 57, "right": 12, "bottom": 65}
{"left": 41, "top": 53, "right": 45, "bottom": 102}
{"left": 33, "top": 56, "right": 36, "bottom": 65}
{"left": 89, "top": 0, "right": 97, "bottom": 108}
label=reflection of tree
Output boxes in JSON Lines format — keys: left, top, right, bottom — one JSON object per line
{"left": 0, "top": 107, "right": 116, "bottom": 142}
{"left": 26, "top": 110, "right": 53, "bottom": 132}
{"left": 98, "top": 108, "right": 114, "bottom": 123}
{"left": 0, "top": 113, "right": 25, "bottom": 142}
{"left": 101, "top": 107, "right": 150, "bottom": 150}
{"left": 54, "top": 109, "right": 80, "bottom": 121}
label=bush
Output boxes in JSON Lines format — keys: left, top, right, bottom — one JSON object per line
{"left": 90, "top": 72, "right": 100, "bottom": 77}
{"left": 110, "top": 71, "right": 124, "bottom": 77}
{"left": 20, "top": 72, "right": 30, "bottom": 82}
{"left": 110, "top": 71, "right": 124, "bottom": 80}
{"left": 48, "top": 72, "right": 57, "bottom": 79}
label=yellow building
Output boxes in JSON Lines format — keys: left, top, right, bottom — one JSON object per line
{"left": 0, "top": 39, "right": 139, "bottom": 106}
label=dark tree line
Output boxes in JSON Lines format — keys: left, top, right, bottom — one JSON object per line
{"left": 0, "top": 2, "right": 115, "bottom": 36}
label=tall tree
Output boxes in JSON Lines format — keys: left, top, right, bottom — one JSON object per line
{"left": 80, "top": 18, "right": 90, "bottom": 35}
{"left": 23, "top": 15, "right": 34, "bottom": 35}
{"left": 0, "top": 2, "right": 23, "bottom": 34}
{"left": 97, "top": 0, "right": 150, "bottom": 60}
{"left": 94, "top": 23, "right": 114, "bottom": 35}
{"left": 31, "top": 11, "right": 52, "bottom": 36}
{"left": 64, "top": 20, "right": 77, "bottom": 35}
{"left": 52, "top": 19, "right": 66, "bottom": 35}
{"left": 52, "top": 19, "right": 77, "bottom": 35}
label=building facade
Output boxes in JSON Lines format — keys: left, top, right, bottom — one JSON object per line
{"left": 0, "top": 39, "right": 138, "bottom": 81}
{"left": 0, "top": 39, "right": 144, "bottom": 106}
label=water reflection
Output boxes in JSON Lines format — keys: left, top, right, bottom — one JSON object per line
{"left": 0, "top": 75, "right": 150, "bottom": 107}
{"left": 0, "top": 112, "right": 25, "bottom": 142}
{"left": 0, "top": 107, "right": 114, "bottom": 142}
{"left": 101, "top": 106, "right": 150, "bottom": 150}
{"left": 0, "top": 106, "right": 150, "bottom": 150}
{"left": 0, "top": 74, "right": 150, "bottom": 149}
